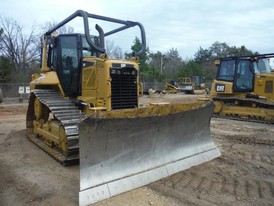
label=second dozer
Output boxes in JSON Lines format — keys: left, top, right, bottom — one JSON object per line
{"left": 211, "top": 53, "right": 274, "bottom": 123}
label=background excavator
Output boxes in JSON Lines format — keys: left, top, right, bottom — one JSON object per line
{"left": 211, "top": 53, "right": 274, "bottom": 123}
{"left": 26, "top": 10, "right": 220, "bottom": 205}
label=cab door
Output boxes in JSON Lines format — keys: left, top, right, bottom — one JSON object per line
{"left": 234, "top": 59, "right": 254, "bottom": 92}
{"left": 47, "top": 34, "right": 83, "bottom": 98}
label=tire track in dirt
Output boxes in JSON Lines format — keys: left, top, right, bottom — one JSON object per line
{"left": 149, "top": 121, "right": 274, "bottom": 206}
{"left": 151, "top": 170, "right": 274, "bottom": 205}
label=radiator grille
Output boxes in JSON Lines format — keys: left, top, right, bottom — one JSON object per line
{"left": 110, "top": 67, "right": 138, "bottom": 110}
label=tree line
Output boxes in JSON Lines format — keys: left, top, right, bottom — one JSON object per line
{"left": 0, "top": 16, "right": 258, "bottom": 84}
{"left": 127, "top": 38, "right": 258, "bottom": 83}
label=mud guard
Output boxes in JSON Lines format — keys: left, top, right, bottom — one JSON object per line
{"left": 79, "top": 102, "right": 220, "bottom": 205}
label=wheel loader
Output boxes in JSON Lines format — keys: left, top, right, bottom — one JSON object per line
{"left": 211, "top": 53, "right": 274, "bottom": 123}
{"left": 26, "top": 10, "right": 220, "bottom": 205}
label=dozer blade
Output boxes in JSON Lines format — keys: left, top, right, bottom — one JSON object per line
{"left": 79, "top": 102, "right": 220, "bottom": 205}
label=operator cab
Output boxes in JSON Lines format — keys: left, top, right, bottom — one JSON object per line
{"left": 216, "top": 58, "right": 254, "bottom": 92}
{"left": 216, "top": 55, "right": 274, "bottom": 93}
{"left": 46, "top": 34, "right": 102, "bottom": 97}
{"left": 192, "top": 76, "right": 204, "bottom": 88}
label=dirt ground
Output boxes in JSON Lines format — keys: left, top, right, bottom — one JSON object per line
{"left": 0, "top": 94, "right": 274, "bottom": 206}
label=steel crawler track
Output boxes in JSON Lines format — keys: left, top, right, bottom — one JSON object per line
{"left": 212, "top": 115, "right": 273, "bottom": 125}
{"left": 213, "top": 96, "right": 274, "bottom": 125}
{"left": 27, "top": 89, "right": 85, "bottom": 165}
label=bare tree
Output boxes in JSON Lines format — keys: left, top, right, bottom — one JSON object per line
{"left": 106, "top": 40, "right": 123, "bottom": 58}
{"left": 164, "top": 48, "right": 182, "bottom": 79}
{"left": 41, "top": 21, "right": 74, "bottom": 34}
{"left": 0, "top": 16, "right": 40, "bottom": 73}
{"left": 0, "top": 28, "right": 3, "bottom": 50}
{"left": 41, "top": 25, "right": 122, "bottom": 59}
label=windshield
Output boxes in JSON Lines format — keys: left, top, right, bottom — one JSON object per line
{"left": 216, "top": 60, "right": 235, "bottom": 81}
{"left": 253, "top": 58, "right": 274, "bottom": 73}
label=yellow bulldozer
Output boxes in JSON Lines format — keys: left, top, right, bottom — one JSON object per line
{"left": 26, "top": 10, "right": 220, "bottom": 205}
{"left": 164, "top": 80, "right": 178, "bottom": 93}
{"left": 211, "top": 53, "right": 274, "bottom": 123}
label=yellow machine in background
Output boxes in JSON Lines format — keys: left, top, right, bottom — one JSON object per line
{"left": 164, "top": 80, "right": 178, "bottom": 93}
{"left": 211, "top": 53, "right": 274, "bottom": 123}
{"left": 164, "top": 76, "right": 206, "bottom": 94}
{"left": 26, "top": 10, "right": 220, "bottom": 205}
{"left": 177, "top": 77, "right": 194, "bottom": 94}
{"left": 177, "top": 76, "right": 206, "bottom": 94}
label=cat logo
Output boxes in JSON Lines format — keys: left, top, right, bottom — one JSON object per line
{"left": 216, "top": 84, "right": 225, "bottom": 92}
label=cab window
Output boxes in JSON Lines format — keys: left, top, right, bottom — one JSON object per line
{"left": 216, "top": 60, "right": 235, "bottom": 81}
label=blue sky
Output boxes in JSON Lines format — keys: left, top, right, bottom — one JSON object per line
{"left": 1, "top": 0, "right": 274, "bottom": 58}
